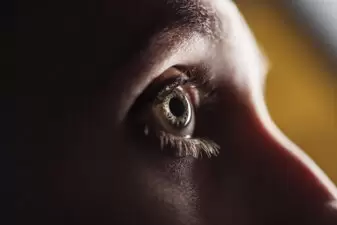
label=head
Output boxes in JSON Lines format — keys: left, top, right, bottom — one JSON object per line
{"left": 17, "top": 0, "right": 337, "bottom": 225}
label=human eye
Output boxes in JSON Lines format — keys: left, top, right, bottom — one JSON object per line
{"left": 130, "top": 66, "right": 220, "bottom": 158}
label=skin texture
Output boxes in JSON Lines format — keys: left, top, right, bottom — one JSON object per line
{"left": 17, "top": 0, "right": 337, "bottom": 225}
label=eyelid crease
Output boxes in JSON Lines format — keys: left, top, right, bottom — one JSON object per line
{"left": 155, "top": 75, "right": 189, "bottom": 102}
{"left": 173, "top": 66, "right": 219, "bottom": 106}
{"left": 133, "top": 66, "right": 217, "bottom": 113}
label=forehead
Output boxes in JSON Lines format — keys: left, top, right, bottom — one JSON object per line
{"left": 99, "top": 0, "right": 224, "bottom": 55}
{"left": 20, "top": 0, "right": 267, "bottom": 97}
{"left": 104, "top": 0, "right": 266, "bottom": 69}
{"left": 101, "top": 0, "right": 267, "bottom": 116}
{"left": 104, "top": 0, "right": 220, "bottom": 33}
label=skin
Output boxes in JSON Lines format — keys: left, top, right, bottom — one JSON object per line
{"left": 17, "top": 0, "right": 337, "bottom": 224}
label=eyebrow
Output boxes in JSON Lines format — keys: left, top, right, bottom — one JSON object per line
{"left": 166, "top": 0, "right": 221, "bottom": 39}
{"left": 111, "top": 1, "right": 223, "bottom": 121}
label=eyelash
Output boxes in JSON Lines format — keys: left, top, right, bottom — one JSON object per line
{"left": 146, "top": 67, "right": 220, "bottom": 158}
{"left": 157, "top": 130, "right": 220, "bottom": 158}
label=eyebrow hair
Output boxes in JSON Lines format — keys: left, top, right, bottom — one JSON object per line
{"left": 166, "top": 0, "right": 222, "bottom": 39}
{"left": 114, "top": 1, "right": 225, "bottom": 121}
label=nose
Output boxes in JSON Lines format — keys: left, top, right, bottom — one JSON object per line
{"left": 251, "top": 97, "right": 337, "bottom": 225}
{"left": 199, "top": 85, "right": 337, "bottom": 225}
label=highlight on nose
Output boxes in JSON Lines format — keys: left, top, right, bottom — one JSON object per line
{"left": 244, "top": 79, "right": 337, "bottom": 224}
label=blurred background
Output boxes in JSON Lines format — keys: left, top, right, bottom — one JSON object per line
{"left": 235, "top": 1, "right": 337, "bottom": 183}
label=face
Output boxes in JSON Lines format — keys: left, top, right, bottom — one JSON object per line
{"left": 17, "top": 0, "right": 337, "bottom": 225}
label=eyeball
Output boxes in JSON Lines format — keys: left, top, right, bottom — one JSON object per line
{"left": 152, "top": 86, "right": 195, "bottom": 137}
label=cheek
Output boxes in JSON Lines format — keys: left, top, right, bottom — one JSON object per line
{"left": 50, "top": 112, "right": 202, "bottom": 225}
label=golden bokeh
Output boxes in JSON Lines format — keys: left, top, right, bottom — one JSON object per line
{"left": 237, "top": 2, "right": 337, "bottom": 182}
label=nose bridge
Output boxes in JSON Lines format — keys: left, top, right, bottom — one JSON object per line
{"left": 203, "top": 89, "right": 337, "bottom": 224}
{"left": 244, "top": 94, "right": 337, "bottom": 223}
{"left": 252, "top": 93, "right": 337, "bottom": 200}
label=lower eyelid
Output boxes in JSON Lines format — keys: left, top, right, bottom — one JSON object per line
{"left": 156, "top": 130, "right": 220, "bottom": 158}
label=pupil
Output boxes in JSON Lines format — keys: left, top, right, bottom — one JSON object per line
{"left": 169, "top": 97, "right": 186, "bottom": 117}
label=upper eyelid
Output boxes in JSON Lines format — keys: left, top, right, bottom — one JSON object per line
{"left": 136, "top": 66, "right": 213, "bottom": 106}
{"left": 128, "top": 66, "right": 218, "bottom": 133}
{"left": 119, "top": 32, "right": 211, "bottom": 122}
